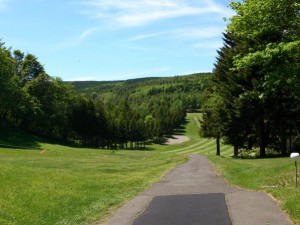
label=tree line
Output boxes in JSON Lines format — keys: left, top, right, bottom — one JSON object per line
{"left": 0, "top": 41, "right": 208, "bottom": 149}
{"left": 201, "top": 0, "right": 300, "bottom": 157}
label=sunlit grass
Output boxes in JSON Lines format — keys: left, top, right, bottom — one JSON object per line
{"left": 1, "top": 113, "right": 299, "bottom": 224}
{"left": 0, "top": 145, "right": 185, "bottom": 225}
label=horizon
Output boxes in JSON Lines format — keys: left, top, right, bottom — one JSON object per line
{"left": 65, "top": 71, "right": 212, "bottom": 82}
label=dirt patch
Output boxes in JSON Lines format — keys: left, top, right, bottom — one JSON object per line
{"left": 165, "top": 135, "right": 190, "bottom": 145}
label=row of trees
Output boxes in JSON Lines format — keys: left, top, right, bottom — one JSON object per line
{"left": 70, "top": 95, "right": 186, "bottom": 149}
{"left": 201, "top": 0, "right": 300, "bottom": 157}
{"left": 0, "top": 42, "right": 191, "bottom": 149}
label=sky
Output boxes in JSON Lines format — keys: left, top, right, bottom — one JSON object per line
{"left": 0, "top": 0, "right": 234, "bottom": 81}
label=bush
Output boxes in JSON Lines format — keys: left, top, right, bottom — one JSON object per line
{"left": 237, "top": 148, "right": 283, "bottom": 159}
{"left": 238, "top": 149, "right": 258, "bottom": 159}
{"left": 292, "top": 136, "right": 300, "bottom": 153}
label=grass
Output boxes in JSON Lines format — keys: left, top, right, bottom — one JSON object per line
{"left": 1, "top": 113, "right": 300, "bottom": 224}
{"left": 0, "top": 143, "right": 185, "bottom": 225}
{"left": 0, "top": 113, "right": 231, "bottom": 225}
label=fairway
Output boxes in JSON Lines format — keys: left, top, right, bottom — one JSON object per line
{"left": 158, "top": 113, "right": 233, "bottom": 157}
{"left": 0, "top": 113, "right": 227, "bottom": 225}
{"left": 1, "top": 113, "right": 299, "bottom": 225}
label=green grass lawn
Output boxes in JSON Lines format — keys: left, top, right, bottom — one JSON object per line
{"left": 0, "top": 143, "right": 185, "bottom": 225}
{"left": 1, "top": 113, "right": 300, "bottom": 224}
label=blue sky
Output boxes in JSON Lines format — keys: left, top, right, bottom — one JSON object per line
{"left": 0, "top": 0, "right": 233, "bottom": 81}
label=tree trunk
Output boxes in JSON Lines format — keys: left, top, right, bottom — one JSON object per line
{"left": 280, "top": 126, "right": 287, "bottom": 156}
{"left": 259, "top": 116, "right": 266, "bottom": 157}
{"left": 234, "top": 144, "right": 238, "bottom": 158}
{"left": 289, "top": 127, "right": 292, "bottom": 153}
{"left": 216, "top": 136, "right": 220, "bottom": 156}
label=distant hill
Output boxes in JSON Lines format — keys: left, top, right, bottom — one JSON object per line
{"left": 67, "top": 73, "right": 212, "bottom": 95}
{"left": 66, "top": 80, "right": 122, "bottom": 91}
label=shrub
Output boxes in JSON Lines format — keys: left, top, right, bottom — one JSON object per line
{"left": 292, "top": 136, "right": 300, "bottom": 153}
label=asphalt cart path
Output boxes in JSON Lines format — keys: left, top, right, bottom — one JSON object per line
{"left": 133, "top": 193, "right": 232, "bottom": 225}
{"left": 97, "top": 154, "right": 291, "bottom": 225}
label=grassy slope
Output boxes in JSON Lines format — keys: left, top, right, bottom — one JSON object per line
{"left": 0, "top": 142, "right": 185, "bottom": 224}
{"left": 0, "top": 113, "right": 216, "bottom": 225}
{"left": 1, "top": 113, "right": 299, "bottom": 224}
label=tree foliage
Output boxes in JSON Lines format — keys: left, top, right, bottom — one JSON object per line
{"left": 0, "top": 40, "right": 209, "bottom": 149}
{"left": 202, "top": 0, "right": 300, "bottom": 157}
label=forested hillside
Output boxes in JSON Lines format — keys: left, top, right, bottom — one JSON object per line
{"left": 68, "top": 73, "right": 210, "bottom": 149}
{"left": 69, "top": 73, "right": 209, "bottom": 110}
{"left": 0, "top": 39, "right": 210, "bottom": 149}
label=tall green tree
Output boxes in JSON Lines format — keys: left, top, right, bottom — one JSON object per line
{"left": 69, "top": 96, "right": 100, "bottom": 146}
{"left": 203, "top": 0, "right": 300, "bottom": 157}
{"left": 227, "top": 0, "right": 300, "bottom": 156}
{"left": 21, "top": 54, "right": 45, "bottom": 84}
{"left": 23, "top": 74, "right": 74, "bottom": 138}
{"left": 202, "top": 32, "right": 247, "bottom": 157}
{"left": 0, "top": 42, "right": 18, "bottom": 127}
{"left": 201, "top": 93, "right": 223, "bottom": 155}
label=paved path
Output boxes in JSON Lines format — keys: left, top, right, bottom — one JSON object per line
{"left": 97, "top": 154, "right": 291, "bottom": 225}
{"left": 133, "top": 193, "right": 232, "bottom": 225}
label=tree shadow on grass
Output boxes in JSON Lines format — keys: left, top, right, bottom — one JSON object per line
{"left": 174, "top": 119, "right": 188, "bottom": 135}
{"left": 0, "top": 128, "right": 41, "bottom": 150}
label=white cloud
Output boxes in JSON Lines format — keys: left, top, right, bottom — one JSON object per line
{"left": 79, "top": 0, "right": 232, "bottom": 27}
{"left": 127, "top": 27, "right": 223, "bottom": 45}
{"left": 79, "top": 27, "right": 99, "bottom": 40}
{"left": 128, "top": 31, "right": 167, "bottom": 41}
{"left": 115, "top": 7, "right": 206, "bottom": 27}
{"left": 55, "top": 27, "right": 100, "bottom": 49}
{"left": 65, "top": 0, "right": 231, "bottom": 53}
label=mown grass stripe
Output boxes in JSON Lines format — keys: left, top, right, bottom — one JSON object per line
{"left": 193, "top": 117, "right": 201, "bottom": 128}
{"left": 176, "top": 139, "right": 215, "bottom": 154}
{"left": 221, "top": 145, "right": 232, "bottom": 151}
{"left": 180, "top": 143, "right": 232, "bottom": 156}
{"left": 164, "top": 138, "right": 209, "bottom": 154}
{"left": 180, "top": 146, "right": 216, "bottom": 155}
{"left": 221, "top": 146, "right": 233, "bottom": 154}
{"left": 174, "top": 139, "right": 213, "bottom": 153}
